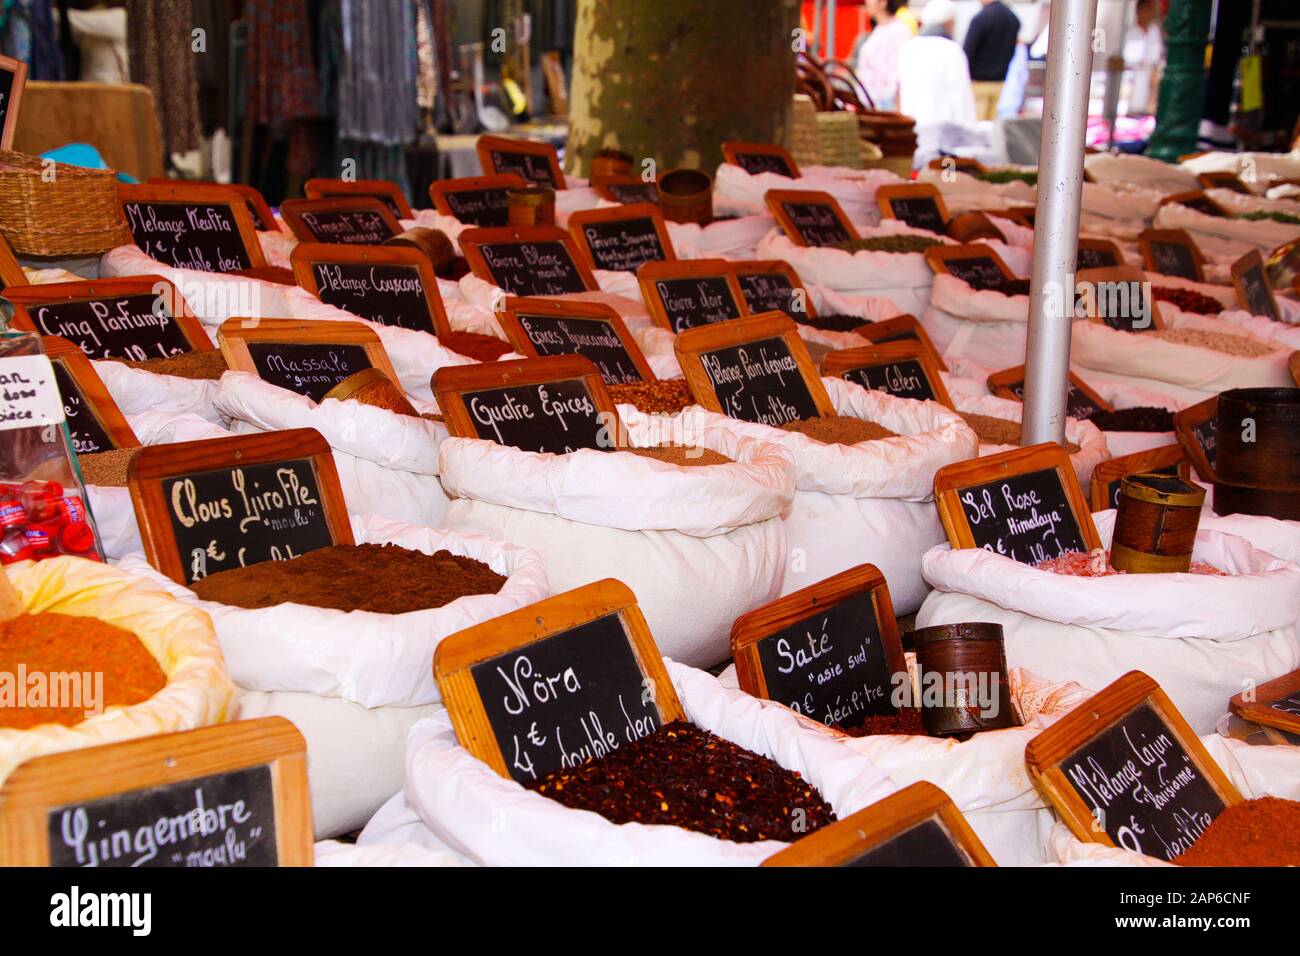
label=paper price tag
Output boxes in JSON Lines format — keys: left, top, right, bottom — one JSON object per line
{"left": 0, "top": 355, "right": 65, "bottom": 430}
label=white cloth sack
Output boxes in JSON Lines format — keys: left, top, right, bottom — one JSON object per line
{"left": 712, "top": 161, "right": 903, "bottom": 223}
{"left": 918, "top": 511, "right": 1300, "bottom": 733}
{"left": 93, "top": 357, "right": 221, "bottom": 424}
{"left": 437, "top": 434, "right": 795, "bottom": 667}
{"left": 1084, "top": 152, "right": 1198, "bottom": 196}
{"left": 955, "top": 391, "right": 1110, "bottom": 489}
{"left": 650, "top": 377, "right": 978, "bottom": 612}
{"left": 922, "top": 272, "right": 1034, "bottom": 369}
{"left": 313, "top": 837, "right": 469, "bottom": 867}
{"left": 359, "top": 660, "right": 897, "bottom": 866}
{"left": 1153, "top": 200, "right": 1298, "bottom": 259}
{"left": 665, "top": 214, "right": 777, "bottom": 261}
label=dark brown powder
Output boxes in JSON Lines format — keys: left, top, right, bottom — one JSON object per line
{"left": 626, "top": 445, "right": 733, "bottom": 467}
{"left": 191, "top": 543, "right": 506, "bottom": 613}
{"left": 120, "top": 350, "right": 228, "bottom": 380}
{"left": 78, "top": 448, "right": 142, "bottom": 487}
{"left": 960, "top": 411, "right": 1081, "bottom": 453}
{"left": 528, "top": 720, "right": 836, "bottom": 843}
{"left": 780, "top": 414, "right": 898, "bottom": 444}
{"left": 835, "top": 708, "right": 926, "bottom": 737}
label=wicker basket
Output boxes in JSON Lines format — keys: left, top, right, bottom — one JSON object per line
{"left": 787, "top": 94, "right": 822, "bottom": 169}
{"left": 0, "top": 151, "right": 130, "bottom": 257}
{"left": 815, "top": 111, "right": 866, "bottom": 170}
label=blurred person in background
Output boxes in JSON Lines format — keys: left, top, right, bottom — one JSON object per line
{"left": 917, "top": 0, "right": 957, "bottom": 38}
{"left": 1123, "top": 0, "right": 1163, "bottom": 116}
{"left": 963, "top": 0, "right": 1021, "bottom": 120}
{"left": 856, "top": 0, "right": 914, "bottom": 111}
{"left": 899, "top": 0, "right": 976, "bottom": 128}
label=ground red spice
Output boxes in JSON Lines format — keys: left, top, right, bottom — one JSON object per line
{"left": 528, "top": 720, "right": 836, "bottom": 842}
{"left": 191, "top": 543, "right": 506, "bottom": 612}
{"left": 607, "top": 379, "right": 695, "bottom": 414}
{"left": 780, "top": 415, "right": 898, "bottom": 443}
{"left": 121, "top": 350, "right": 228, "bottom": 380}
{"left": 1152, "top": 285, "right": 1222, "bottom": 316}
{"left": 0, "top": 613, "right": 166, "bottom": 729}
{"left": 625, "top": 446, "right": 732, "bottom": 467}
{"left": 1173, "top": 797, "right": 1300, "bottom": 866}
{"left": 835, "top": 708, "right": 926, "bottom": 737}
{"left": 439, "top": 331, "right": 514, "bottom": 362}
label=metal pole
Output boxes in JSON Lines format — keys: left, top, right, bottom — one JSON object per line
{"left": 1021, "top": 0, "right": 1100, "bottom": 446}
{"left": 813, "top": 0, "right": 824, "bottom": 59}
{"left": 827, "top": 0, "right": 837, "bottom": 63}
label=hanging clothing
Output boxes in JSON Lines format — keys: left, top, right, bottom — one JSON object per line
{"left": 126, "top": 0, "right": 202, "bottom": 155}
{"left": 855, "top": 18, "right": 912, "bottom": 112}
{"left": 0, "top": 0, "right": 63, "bottom": 80}
{"left": 245, "top": 0, "right": 320, "bottom": 130}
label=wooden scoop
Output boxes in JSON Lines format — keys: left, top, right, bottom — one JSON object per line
{"left": 0, "top": 566, "right": 23, "bottom": 621}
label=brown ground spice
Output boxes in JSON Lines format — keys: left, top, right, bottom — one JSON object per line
{"left": 1173, "top": 797, "right": 1300, "bottom": 867}
{"left": 120, "top": 350, "right": 228, "bottom": 380}
{"left": 78, "top": 448, "right": 142, "bottom": 487}
{"left": 1150, "top": 328, "right": 1277, "bottom": 358}
{"left": 191, "top": 543, "right": 506, "bottom": 613}
{"left": 960, "top": 411, "right": 1080, "bottom": 453}
{"left": 528, "top": 720, "right": 836, "bottom": 842}
{"left": 607, "top": 379, "right": 696, "bottom": 414}
{"left": 439, "top": 331, "right": 514, "bottom": 362}
{"left": 626, "top": 445, "right": 732, "bottom": 467}
{"left": 835, "top": 708, "right": 926, "bottom": 737}
{"left": 0, "top": 613, "right": 166, "bottom": 729}
{"left": 780, "top": 414, "right": 898, "bottom": 444}
{"left": 835, "top": 235, "right": 943, "bottom": 254}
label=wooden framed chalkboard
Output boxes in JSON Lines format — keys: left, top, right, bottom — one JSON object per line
{"left": 497, "top": 297, "right": 654, "bottom": 385}
{"left": 0, "top": 718, "right": 313, "bottom": 867}
{"left": 1196, "top": 171, "right": 1251, "bottom": 195}
{"left": 823, "top": 341, "right": 953, "bottom": 408}
{"left": 934, "top": 443, "right": 1102, "bottom": 564}
{"left": 730, "top": 260, "right": 817, "bottom": 322}
{"left": 127, "top": 428, "right": 354, "bottom": 586}
{"left": 41, "top": 336, "right": 140, "bottom": 455}
{"left": 434, "top": 578, "right": 685, "bottom": 784}
{"left": 476, "top": 134, "right": 566, "bottom": 190}
{"left": 925, "top": 156, "right": 986, "bottom": 176}
{"left": 732, "top": 563, "right": 907, "bottom": 729}
{"left": 217, "top": 317, "right": 399, "bottom": 403}
{"left": 148, "top": 178, "right": 277, "bottom": 233}
{"left": 428, "top": 174, "right": 526, "bottom": 227}
{"left": 944, "top": 211, "right": 1007, "bottom": 245}
{"left": 1174, "top": 395, "right": 1218, "bottom": 483}
{"left": 6, "top": 277, "right": 213, "bottom": 362}
{"left": 761, "top": 781, "right": 996, "bottom": 867}
{"left": 118, "top": 183, "right": 267, "bottom": 272}
{"left": 459, "top": 225, "right": 595, "bottom": 296}
{"left": 594, "top": 176, "right": 660, "bottom": 206}
{"left": 289, "top": 242, "right": 450, "bottom": 337}
{"left": 1089, "top": 444, "right": 1191, "bottom": 513}
{"left": 433, "top": 354, "right": 624, "bottom": 454}
{"left": 764, "top": 189, "right": 859, "bottom": 247}
{"left": 279, "top": 197, "right": 403, "bottom": 246}
{"left": 722, "top": 141, "right": 800, "bottom": 179}
{"left": 1231, "top": 249, "right": 1281, "bottom": 322}
{"left": 0, "top": 53, "right": 27, "bottom": 150}
{"left": 1076, "top": 237, "right": 1125, "bottom": 271}
{"left": 304, "top": 177, "right": 415, "bottom": 220}
{"left": 855, "top": 314, "right": 949, "bottom": 372}
{"left": 674, "top": 312, "right": 834, "bottom": 426}
{"left": 568, "top": 203, "right": 676, "bottom": 273}
{"left": 0, "top": 231, "right": 23, "bottom": 286}
{"left": 638, "top": 258, "right": 747, "bottom": 334}
{"left": 1230, "top": 667, "right": 1300, "bottom": 737}
{"left": 991, "top": 205, "right": 1036, "bottom": 229}
{"left": 1025, "top": 671, "right": 1241, "bottom": 861}
{"left": 1139, "top": 228, "right": 1204, "bottom": 283}
{"left": 1076, "top": 265, "right": 1166, "bottom": 332}
{"left": 875, "top": 183, "right": 949, "bottom": 234}
{"left": 986, "top": 364, "right": 1112, "bottom": 420}
{"left": 924, "top": 242, "right": 1015, "bottom": 291}
{"left": 1160, "top": 190, "right": 1226, "bottom": 218}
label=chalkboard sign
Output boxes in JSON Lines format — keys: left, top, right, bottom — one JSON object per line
{"left": 824, "top": 342, "right": 952, "bottom": 407}
{"left": 41, "top": 337, "right": 139, "bottom": 455}
{"left": 722, "top": 141, "right": 800, "bottom": 179}
{"left": 1077, "top": 266, "right": 1164, "bottom": 332}
{"left": 279, "top": 198, "right": 402, "bottom": 246}
{"left": 762, "top": 781, "right": 995, "bottom": 867}
{"left": 435, "top": 579, "right": 686, "bottom": 783}
{"left": 0, "top": 718, "right": 313, "bottom": 866}
{"left": 460, "top": 226, "right": 595, "bottom": 296}
{"left": 732, "top": 261, "right": 813, "bottom": 321}
{"left": 1196, "top": 171, "right": 1250, "bottom": 195}
{"left": 855, "top": 315, "right": 949, "bottom": 372}
{"left": 639, "top": 259, "right": 746, "bottom": 333}
{"left": 1089, "top": 445, "right": 1188, "bottom": 512}
{"left": 597, "top": 177, "right": 660, "bottom": 205}
{"left": 1027, "top": 671, "right": 1241, "bottom": 862}
{"left": 434, "top": 355, "right": 623, "bottom": 455}
{"left": 876, "top": 184, "right": 949, "bottom": 234}
{"left": 935, "top": 443, "right": 1101, "bottom": 565}
{"left": 430, "top": 174, "right": 525, "bottom": 227}
{"left": 765, "top": 189, "right": 858, "bottom": 247}
{"left": 1174, "top": 395, "right": 1217, "bottom": 482}
{"left": 304, "top": 177, "right": 414, "bottom": 220}
{"left": 499, "top": 298, "right": 653, "bottom": 385}
{"left": 476, "top": 135, "right": 566, "bottom": 189}
{"left": 569, "top": 204, "right": 674, "bottom": 273}
{"left": 1139, "top": 229, "right": 1203, "bottom": 282}
{"left": 247, "top": 342, "right": 372, "bottom": 401}
{"left": 0, "top": 53, "right": 26, "bottom": 149}
{"left": 1076, "top": 238, "right": 1123, "bottom": 271}
{"left": 128, "top": 429, "right": 354, "bottom": 586}
{"left": 7, "top": 278, "right": 209, "bottom": 362}
{"left": 1231, "top": 668, "right": 1300, "bottom": 737}
{"left": 119, "top": 184, "right": 264, "bottom": 273}
{"left": 290, "top": 243, "right": 449, "bottom": 336}
{"left": 986, "top": 365, "right": 1111, "bottom": 420}
{"left": 1231, "top": 249, "right": 1281, "bottom": 322}
{"left": 925, "top": 243, "right": 1014, "bottom": 291}
{"left": 733, "top": 564, "right": 906, "bottom": 731}
{"left": 1164, "top": 190, "right": 1225, "bottom": 218}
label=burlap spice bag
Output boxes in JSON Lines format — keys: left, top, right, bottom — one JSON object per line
{"left": 653, "top": 377, "right": 977, "bottom": 613}
{"left": 358, "top": 661, "right": 897, "bottom": 866}
{"left": 116, "top": 515, "right": 549, "bottom": 836}
{"left": 438, "top": 435, "right": 794, "bottom": 668}
{"left": 918, "top": 512, "right": 1300, "bottom": 734}
{"left": 211, "top": 372, "right": 452, "bottom": 528}
{"left": 0, "top": 556, "right": 233, "bottom": 785}
{"left": 1047, "top": 733, "right": 1300, "bottom": 866}
{"left": 954, "top": 392, "right": 1110, "bottom": 490}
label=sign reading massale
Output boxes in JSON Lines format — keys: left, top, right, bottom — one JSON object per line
{"left": 118, "top": 184, "right": 265, "bottom": 273}
{"left": 127, "top": 429, "right": 354, "bottom": 586}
